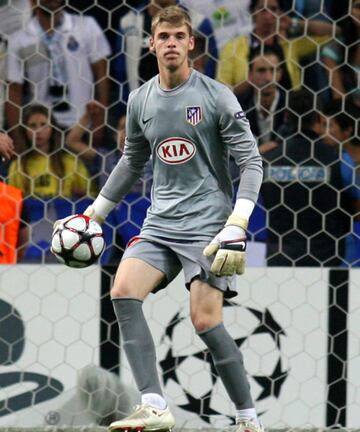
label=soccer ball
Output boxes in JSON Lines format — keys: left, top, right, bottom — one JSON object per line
{"left": 51, "top": 214, "right": 105, "bottom": 268}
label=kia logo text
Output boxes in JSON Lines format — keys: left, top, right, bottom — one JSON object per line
{"left": 156, "top": 137, "right": 196, "bottom": 165}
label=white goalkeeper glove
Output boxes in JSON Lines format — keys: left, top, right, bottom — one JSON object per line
{"left": 52, "top": 193, "right": 115, "bottom": 233}
{"left": 83, "top": 195, "right": 117, "bottom": 224}
{"left": 203, "top": 214, "right": 248, "bottom": 276}
{"left": 52, "top": 214, "right": 72, "bottom": 234}
{"left": 82, "top": 205, "right": 105, "bottom": 224}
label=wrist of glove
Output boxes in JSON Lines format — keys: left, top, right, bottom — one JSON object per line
{"left": 203, "top": 214, "right": 248, "bottom": 276}
{"left": 83, "top": 205, "right": 105, "bottom": 224}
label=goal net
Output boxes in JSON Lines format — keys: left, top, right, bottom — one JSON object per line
{"left": 0, "top": 0, "right": 359, "bottom": 429}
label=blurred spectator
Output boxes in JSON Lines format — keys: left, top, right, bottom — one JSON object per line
{"left": 180, "top": 0, "right": 252, "bottom": 49}
{"left": 280, "top": 0, "right": 333, "bottom": 20}
{"left": 0, "top": 131, "right": 28, "bottom": 263}
{"left": 68, "top": 111, "right": 152, "bottom": 197}
{"left": 65, "top": 100, "right": 111, "bottom": 190}
{"left": 217, "top": 0, "right": 336, "bottom": 97}
{"left": 279, "top": 0, "right": 335, "bottom": 99}
{"left": 0, "top": 132, "right": 15, "bottom": 162}
{"left": 237, "top": 45, "right": 287, "bottom": 154}
{"left": 66, "top": 0, "right": 130, "bottom": 52}
{"left": 0, "top": 0, "right": 31, "bottom": 130}
{"left": 321, "top": 0, "right": 360, "bottom": 108}
{"left": 323, "top": 101, "right": 360, "bottom": 266}
{"left": 112, "top": 0, "right": 217, "bottom": 109}
{"left": 262, "top": 88, "right": 359, "bottom": 266}
{"left": 66, "top": 108, "right": 128, "bottom": 189}
{"left": 7, "top": 104, "right": 95, "bottom": 262}
{"left": 188, "top": 32, "right": 211, "bottom": 74}
{"left": 5, "top": 0, "right": 111, "bottom": 153}
{"left": 7, "top": 104, "right": 94, "bottom": 199}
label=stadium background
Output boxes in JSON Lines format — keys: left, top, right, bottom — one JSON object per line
{"left": 0, "top": 0, "right": 360, "bottom": 430}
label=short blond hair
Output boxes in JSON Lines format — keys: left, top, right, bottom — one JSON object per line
{"left": 151, "top": 5, "right": 192, "bottom": 36}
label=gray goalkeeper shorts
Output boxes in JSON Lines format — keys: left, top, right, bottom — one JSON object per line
{"left": 122, "top": 236, "right": 237, "bottom": 298}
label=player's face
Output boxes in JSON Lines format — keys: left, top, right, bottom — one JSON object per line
{"left": 253, "top": 0, "right": 280, "bottom": 33}
{"left": 150, "top": 23, "right": 194, "bottom": 72}
{"left": 25, "top": 113, "right": 52, "bottom": 152}
{"left": 249, "top": 54, "right": 281, "bottom": 94}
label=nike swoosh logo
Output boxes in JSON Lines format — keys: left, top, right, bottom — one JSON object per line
{"left": 142, "top": 117, "right": 152, "bottom": 124}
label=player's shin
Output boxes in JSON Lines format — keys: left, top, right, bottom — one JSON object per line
{"left": 112, "top": 298, "right": 163, "bottom": 397}
{"left": 198, "top": 323, "right": 261, "bottom": 427}
{"left": 110, "top": 298, "right": 175, "bottom": 431}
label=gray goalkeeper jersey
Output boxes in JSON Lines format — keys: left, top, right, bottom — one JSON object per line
{"left": 101, "top": 69, "right": 263, "bottom": 241}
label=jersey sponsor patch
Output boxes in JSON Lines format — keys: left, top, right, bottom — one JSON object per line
{"left": 156, "top": 137, "right": 196, "bottom": 165}
{"left": 186, "top": 106, "right": 202, "bottom": 126}
{"left": 265, "top": 166, "right": 329, "bottom": 182}
{"left": 234, "top": 111, "right": 248, "bottom": 121}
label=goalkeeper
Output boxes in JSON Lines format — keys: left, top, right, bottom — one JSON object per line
{"left": 60, "top": 5, "right": 263, "bottom": 432}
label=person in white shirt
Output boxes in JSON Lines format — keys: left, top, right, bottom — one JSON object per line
{"left": 6, "top": 0, "right": 111, "bottom": 153}
{"left": 0, "top": 0, "right": 31, "bottom": 129}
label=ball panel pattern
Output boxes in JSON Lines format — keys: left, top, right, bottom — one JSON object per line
{"left": 51, "top": 214, "right": 105, "bottom": 268}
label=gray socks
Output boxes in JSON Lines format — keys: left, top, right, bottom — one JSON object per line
{"left": 198, "top": 323, "right": 254, "bottom": 410}
{"left": 112, "top": 299, "right": 254, "bottom": 410}
{"left": 112, "top": 298, "right": 163, "bottom": 396}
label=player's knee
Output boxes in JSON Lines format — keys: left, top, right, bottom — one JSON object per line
{"left": 191, "top": 311, "right": 219, "bottom": 333}
{"left": 110, "top": 281, "right": 134, "bottom": 299}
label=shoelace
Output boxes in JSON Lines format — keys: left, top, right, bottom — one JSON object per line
{"left": 128, "top": 404, "right": 156, "bottom": 420}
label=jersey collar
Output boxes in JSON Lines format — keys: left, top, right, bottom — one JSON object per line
{"left": 156, "top": 68, "right": 196, "bottom": 96}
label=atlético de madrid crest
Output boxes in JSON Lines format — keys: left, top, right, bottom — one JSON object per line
{"left": 186, "top": 106, "right": 202, "bottom": 126}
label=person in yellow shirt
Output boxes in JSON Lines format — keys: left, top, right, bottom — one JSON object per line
{"left": 217, "top": 0, "right": 336, "bottom": 97}
{"left": 8, "top": 104, "right": 95, "bottom": 199}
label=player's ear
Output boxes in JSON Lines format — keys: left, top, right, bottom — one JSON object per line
{"left": 189, "top": 35, "right": 195, "bottom": 52}
{"left": 149, "top": 37, "right": 156, "bottom": 53}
